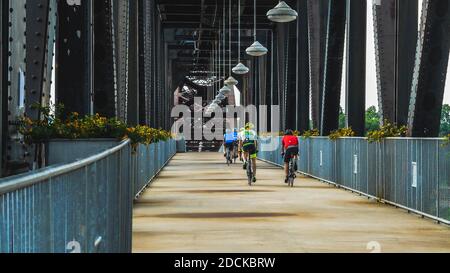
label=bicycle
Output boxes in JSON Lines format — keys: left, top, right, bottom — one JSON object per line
{"left": 246, "top": 157, "right": 254, "bottom": 186}
{"left": 286, "top": 157, "right": 297, "bottom": 187}
{"left": 225, "top": 146, "right": 232, "bottom": 166}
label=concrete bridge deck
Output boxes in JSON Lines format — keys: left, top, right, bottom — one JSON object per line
{"left": 132, "top": 153, "right": 450, "bottom": 253}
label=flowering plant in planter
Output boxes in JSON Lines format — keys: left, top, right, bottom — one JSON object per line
{"left": 301, "top": 129, "right": 320, "bottom": 139}
{"left": 328, "top": 127, "right": 355, "bottom": 141}
{"left": 367, "top": 120, "right": 407, "bottom": 143}
{"left": 19, "top": 104, "right": 172, "bottom": 146}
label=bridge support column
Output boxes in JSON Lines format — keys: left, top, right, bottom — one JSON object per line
{"left": 56, "top": 0, "right": 94, "bottom": 116}
{"left": 297, "top": 0, "right": 310, "bottom": 133}
{"left": 408, "top": 0, "right": 450, "bottom": 137}
{"left": 0, "top": 0, "right": 8, "bottom": 175}
{"left": 345, "top": 0, "right": 366, "bottom": 136}
{"left": 320, "top": 0, "right": 347, "bottom": 135}
{"left": 373, "top": 0, "right": 418, "bottom": 126}
{"left": 307, "top": 0, "right": 329, "bottom": 130}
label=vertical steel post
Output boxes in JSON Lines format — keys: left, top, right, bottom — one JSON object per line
{"left": 297, "top": 0, "right": 310, "bottom": 133}
{"left": 408, "top": 0, "right": 450, "bottom": 137}
{"left": 0, "top": 0, "right": 8, "bottom": 175}
{"left": 345, "top": 0, "right": 367, "bottom": 136}
{"left": 320, "top": 0, "right": 347, "bottom": 135}
{"left": 56, "top": 0, "right": 93, "bottom": 116}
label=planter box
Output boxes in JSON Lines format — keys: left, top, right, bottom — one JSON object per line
{"left": 45, "top": 138, "right": 119, "bottom": 166}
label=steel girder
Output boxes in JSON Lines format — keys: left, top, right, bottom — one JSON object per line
{"left": 93, "top": 0, "right": 116, "bottom": 118}
{"left": 0, "top": 0, "right": 8, "bottom": 175}
{"left": 320, "top": 0, "right": 347, "bottom": 136}
{"left": 345, "top": 0, "right": 367, "bottom": 136}
{"left": 408, "top": 0, "right": 450, "bottom": 137}
{"left": 6, "top": 0, "right": 28, "bottom": 171}
{"left": 25, "top": 0, "right": 50, "bottom": 120}
{"left": 297, "top": 0, "right": 310, "bottom": 133}
{"left": 307, "top": 0, "right": 329, "bottom": 130}
{"left": 56, "top": 0, "right": 93, "bottom": 116}
{"left": 373, "top": 0, "right": 418, "bottom": 126}
{"left": 113, "top": 0, "right": 130, "bottom": 123}
{"left": 127, "top": 0, "right": 139, "bottom": 126}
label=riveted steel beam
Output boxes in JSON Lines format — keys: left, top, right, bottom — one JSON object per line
{"left": 373, "top": 0, "right": 418, "bottom": 126}
{"left": 408, "top": 0, "right": 450, "bottom": 137}
{"left": 308, "top": 0, "right": 329, "bottom": 130}
{"left": 25, "top": 0, "right": 50, "bottom": 120}
{"left": 0, "top": 0, "right": 8, "bottom": 175}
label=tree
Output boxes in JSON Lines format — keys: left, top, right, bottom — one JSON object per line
{"left": 440, "top": 104, "right": 450, "bottom": 136}
{"left": 339, "top": 107, "right": 346, "bottom": 129}
{"left": 365, "top": 106, "right": 380, "bottom": 134}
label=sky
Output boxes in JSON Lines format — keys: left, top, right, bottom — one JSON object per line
{"left": 341, "top": 0, "right": 450, "bottom": 112}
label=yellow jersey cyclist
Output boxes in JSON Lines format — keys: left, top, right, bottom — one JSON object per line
{"left": 239, "top": 123, "right": 258, "bottom": 183}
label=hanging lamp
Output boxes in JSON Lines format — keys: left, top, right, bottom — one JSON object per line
{"left": 233, "top": 0, "right": 249, "bottom": 74}
{"left": 246, "top": 0, "right": 268, "bottom": 57}
{"left": 267, "top": 1, "right": 298, "bottom": 23}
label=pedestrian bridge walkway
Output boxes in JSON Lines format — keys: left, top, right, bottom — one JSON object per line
{"left": 132, "top": 153, "right": 450, "bottom": 253}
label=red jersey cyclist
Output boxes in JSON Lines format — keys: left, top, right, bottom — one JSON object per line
{"left": 281, "top": 129, "right": 299, "bottom": 183}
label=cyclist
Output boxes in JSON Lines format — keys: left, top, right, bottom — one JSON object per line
{"left": 239, "top": 122, "right": 258, "bottom": 182}
{"left": 223, "top": 129, "right": 237, "bottom": 162}
{"left": 281, "top": 129, "right": 299, "bottom": 183}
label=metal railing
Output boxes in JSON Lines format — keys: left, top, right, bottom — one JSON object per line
{"left": 0, "top": 139, "right": 177, "bottom": 253}
{"left": 133, "top": 139, "right": 177, "bottom": 197}
{"left": 259, "top": 137, "right": 450, "bottom": 225}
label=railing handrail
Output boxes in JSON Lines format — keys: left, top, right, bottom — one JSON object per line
{"left": 260, "top": 136, "right": 447, "bottom": 141}
{"left": 0, "top": 139, "right": 131, "bottom": 195}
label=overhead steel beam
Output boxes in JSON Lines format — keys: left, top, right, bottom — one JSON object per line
{"left": 345, "top": 0, "right": 366, "bottom": 136}
{"left": 320, "top": 0, "right": 346, "bottom": 135}
{"left": 408, "top": 0, "right": 450, "bottom": 137}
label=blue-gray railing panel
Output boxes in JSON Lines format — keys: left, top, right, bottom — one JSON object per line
{"left": 439, "top": 143, "right": 450, "bottom": 221}
{"left": 0, "top": 138, "right": 178, "bottom": 253}
{"left": 259, "top": 137, "right": 450, "bottom": 224}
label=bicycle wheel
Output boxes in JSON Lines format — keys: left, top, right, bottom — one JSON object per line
{"left": 247, "top": 160, "right": 253, "bottom": 186}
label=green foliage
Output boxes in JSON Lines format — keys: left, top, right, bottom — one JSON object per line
{"left": 440, "top": 104, "right": 450, "bottom": 136}
{"left": 339, "top": 107, "right": 346, "bottom": 129}
{"left": 328, "top": 127, "right": 356, "bottom": 141}
{"left": 367, "top": 120, "right": 408, "bottom": 143}
{"left": 365, "top": 106, "right": 380, "bottom": 134}
{"left": 19, "top": 104, "right": 172, "bottom": 146}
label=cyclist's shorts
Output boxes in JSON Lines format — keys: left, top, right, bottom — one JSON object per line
{"left": 243, "top": 143, "right": 257, "bottom": 159}
{"left": 284, "top": 146, "right": 299, "bottom": 163}
{"left": 224, "top": 142, "right": 235, "bottom": 150}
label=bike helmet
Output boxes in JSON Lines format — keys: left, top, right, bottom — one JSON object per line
{"left": 245, "top": 122, "right": 255, "bottom": 130}
{"left": 285, "top": 129, "right": 294, "bottom": 136}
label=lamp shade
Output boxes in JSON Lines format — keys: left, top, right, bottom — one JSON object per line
{"left": 267, "top": 1, "right": 298, "bottom": 23}
{"left": 232, "top": 62, "right": 250, "bottom": 75}
{"left": 224, "top": 76, "right": 238, "bottom": 86}
{"left": 246, "top": 41, "right": 268, "bottom": 57}
{"left": 219, "top": 85, "right": 232, "bottom": 95}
